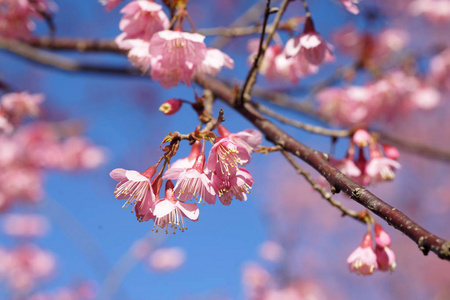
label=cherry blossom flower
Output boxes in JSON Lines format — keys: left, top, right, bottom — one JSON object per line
{"left": 110, "top": 166, "right": 156, "bottom": 209}
{"left": 219, "top": 125, "right": 263, "bottom": 155}
{"left": 152, "top": 180, "right": 199, "bottom": 232}
{"left": 1, "top": 92, "right": 44, "bottom": 126}
{"left": 366, "top": 153, "right": 400, "bottom": 182}
{"left": 376, "top": 245, "right": 397, "bottom": 272}
{"left": 197, "top": 48, "right": 234, "bottom": 76}
{"left": 381, "top": 143, "right": 400, "bottom": 160}
{"left": 409, "top": 0, "right": 450, "bottom": 23}
{"left": 330, "top": 157, "right": 362, "bottom": 178}
{"left": 147, "top": 30, "right": 207, "bottom": 88}
{"left": 285, "top": 17, "right": 334, "bottom": 66}
{"left": 163, "top": 153, "right": 216, "bottom": 204}
{"left": 352, "top": 129, "right": 371, "bottom": 147}
{"left": 259, "top": 241, "right": 285, "bottom": 263}
{"left": 347, "top": 232, "right": 378, "bottom": 275}
{"left": 207, "top": 135, "right": 250, "bottom": 177}
{"left": 148, "top": 247, "right": 186, "bottom": 271}
{"left": 211, "top": 167, "right": 254, "bottom": 206}
{"left": 115, "top": 0, "right": 169, "bottom": 50}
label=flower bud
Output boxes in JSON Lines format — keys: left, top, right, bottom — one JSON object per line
{"left": 159, "top": 98, "right": 183, "bottom": 115}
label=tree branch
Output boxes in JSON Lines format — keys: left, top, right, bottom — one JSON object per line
{"left": 193, "top": 72, "right": 450, "bottom": 262}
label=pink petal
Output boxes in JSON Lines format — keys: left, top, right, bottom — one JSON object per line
{"left": 110, "top": 168, "right": 126, "bottom": 181}
{"left": 176, "top": 201, "right": 199, "bottom": 221}
{"left": 153, "top": 199, "right": 175, "bottom": 218}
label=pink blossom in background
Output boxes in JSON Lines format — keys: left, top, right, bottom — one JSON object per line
{"left": 242, "top": 263, "right": 271, "bottom": 299}
{"left": 0, "top": 245, "right": 56, "bottom": 293}
{"left": 99, "top": 0, "right": 124, "bottom": 11}
{"left": 352, "top": 129, "right": 371, "bottom": 147}
{"left": 110, "top": 166, "right": 156, "bottom": 209}
{"left": 148, "top": 247, "right": 186, "bottom": 271}
{"left": 258, "top": 241, "right": 285, "bottom": 263}
{"left": 2, "top": 214, "right": 49, "bottom": 238}
{"left": 28, "top": 281, "right": 96, "bottom": 300}
{"left": 366, "top": 156, "right": 400, "bottom": 182}
{"left": 0, "top": 92, "right": 44, "bottom": 126}
{"left": 285, "top": 17, "right": 334, "bottom": 66}
{"left": 148, "top": 30, "right": 207, "bottom": 88}
{"left": 330, "top": 157, "right": 362, "bottom": 178}
{"left": 409, "top": 0, "right": 450, "bottom": 23}
{"left": 429, "top": 49, "right": 450, "bottom": 92}
{"left": 339, "top": 0, "right": 360, "bottom": 14}
{"left": 131, "top": 239, "right": 153, "bottom": 260}
{"left": 115, "top": 0, "right": 169, "bottom": 50}
{"left": 197, "top": 48, "right": 234, "bottom": 76}
{"left": 347, "top": 232, "right": 378, "bottom": 275}
{"left": 163, "top": 153, "right": 216, "bottom": 204}
{"left": 381, "top": 143, "right": 400, "bottom": 160}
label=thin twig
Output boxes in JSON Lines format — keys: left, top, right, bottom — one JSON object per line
{"left": 26, "top": 36, "right": 125, "bottom": 53}
{"left": 281, "top": 150, "right": 363, "bottom": 222}
{"left": 240, "top": 0, "right": 291, "bottom": 104}
{"left": 258, "top": 102, "right": 352, "bottom": 137}
{"left": 0, "top": 37, "right": 140, "bottom": 75}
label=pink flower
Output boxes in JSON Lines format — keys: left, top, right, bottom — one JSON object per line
{"left": 152, "top": 180, "right": 199, "bottom": 233}
{"left": 376, "top": 245, "right": 397, "bottom": 272}
{"left": 409, "top": 0, "right": 450, "bottom": 23}
{"left": 352, "top": 129, "right": 371, "bottom": 147}
{"left": 258, "top": 241, "right": 284, "bottom": 263}
{"left": 110, "top": 166, "right": 156, "bottom": 209}
{"left": 381, "top": 143, "right": 400, "bottom": 160}
{"left": 197, "top": 48, "right": 234, "bottom": 76}
{"left": 148, "top": 247, "right": 186, "bottom": 271}
{"left": 0, "top": 92, "right": 44, "bottom": 126}
{"left": 211, "top": 168, "right": 254, "bottom": 206}
{"left": 374, "top": 223, "right": 391, "bottom": 248}
{"left": 148, "top": 30, "right": 207, "bottom": 88}
{"left": 347, "top": 232, "right": 378, "bottom": 275}
{"left": 366, "top": 156, "right": 400, "bottom": 182}
{"left": 339, "top": 0, "right": 360, "bottom": 14}
{"left": 207, "top": 135, "right": 250, "bottom": 177}
{"left": 330, "top": 157, "right": 362, "bottom": 178}
{"left": 115, "top": 0, "right": 169, "bottom": 50}
{"left": 163, "top": 153, "right": 216, "bottom": 204}
{"left": 285, "top": 18, "right": 334, "bottom": 66}
{"left": 221, "top": 126, "right": 263, "bottom": 154}
{"left": 2, "top": 214, "right": 49, "bottom": 238}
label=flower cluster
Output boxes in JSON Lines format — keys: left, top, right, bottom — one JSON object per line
{"left": 317, "top": 70, "right": 440, "bottom": 127}
{"left": 110, "top": 126, "right": 262, "bottom": 233}
{"left": 114, "top": 0, "right": 234, "bottom": 88}
{"left": 247, "top": 17, "right": 333, "bottom": 84}
{"left": 0, "top": 0, "right": 56, "bottom": 40}
{"left": 347, "top": 224, "right": 396, "bottom": 275}
{"left": 330, "top": 129, "right": 400, "bottom": 186}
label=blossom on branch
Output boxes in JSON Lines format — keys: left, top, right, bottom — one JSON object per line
{"left": 347, "top": 232, "right": 378, "bottom": 275}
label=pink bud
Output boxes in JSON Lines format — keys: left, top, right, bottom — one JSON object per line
{"left": 159, "top": 98, "right": 183, "bottom": 115}
{"left": 352, "top": 129, "right": 371, "bottom": 147}
{"left": 374, "top": 223, "right": 391, "bottom": 247}
{"left": 218, "top": 125, "right": 230, "bottom": 138}
{"left": 376, "top": 245, "right": 396, "bottom": 272}
{"left": 381, "top": 143, "right": 400, "bottom": 160}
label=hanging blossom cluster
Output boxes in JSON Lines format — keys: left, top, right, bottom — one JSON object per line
{"left": 0, "top": 0, "right": 57, "bottom": 40}
{"left": 0, "top": 92, "right": 106, "bottom": 211}
{"left": 110, "top": 0, "right": 234, "bottom": 88}
{"left": 347, "top": 223, "right": 396, "bottom": 275}
{"left": 110, "top": 125, "right": 262, "bottom": 233}
{"left": 248, "top": 16, "right": 334, "bottom": 84}
{"left": 330, "top": 129, "right": 400, "bottom": 186}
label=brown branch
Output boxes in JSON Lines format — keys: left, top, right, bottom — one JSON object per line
{"left": 240, "top": 0, "right": 291, "bottom": 104}
{"left": 26, "top": 36, "right": 125, "bottom": 53}
{"left": 193, "top": 72, "right": 450, "bottom": 262}
{"left": 281, "top": 150, "right": 362, "bottom": 222}
{"left": 257, "top": 102, "right": 352, "bottom": 137}
{"left": 0, "top": 37, "right": 140, "bottom": 75}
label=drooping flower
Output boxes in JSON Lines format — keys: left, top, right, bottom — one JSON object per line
{"left": 211, "top": 168, "right": 254, "bottom": 206}
{"left": 110, "top": 166, "right": 156, "bottom": 209}
{"left": 163, "top": 153, "right": 216, "bottom": 204}
{"left": 115, "top": 0, "right": 169, "bottom": 50}
{"left": 152, "top": 180, "right": 199, "bottom": 233}
{"left": 285, "top": 17, "right": 334, "bottom": 66}
{"left": 347, "top": 232, "right": 378, "bottom": 275}
{"left": 375, "top": 245, "right": 397, "bottom": 272}
{"left": 159, "top": 98, "right": 183, "bottom": 115}
{"left": 374, "top": 223, "right": 391, "bottom": 248}
{"left": 366, "top": 154, "right": 400, "bottom": 182}
{"left": 208, "top": 137, "right": 250, "bottom": 177}
{"left": 148, "top": 30, "right": 207, "bottom": 88}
